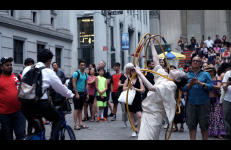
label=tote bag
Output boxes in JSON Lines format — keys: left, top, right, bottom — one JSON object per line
{"left": 118, "top": 89, "right": 136, "bottom": 105}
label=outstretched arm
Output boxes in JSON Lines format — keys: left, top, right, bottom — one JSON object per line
{"left": 134, "top": 66, "right": 156, "bottom": 92}
{"left": 150, "top": 36, "right": 160, "bottom": 66}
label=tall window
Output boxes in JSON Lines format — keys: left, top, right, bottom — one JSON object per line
{"left": 14, "top": 40, "right": 23, "bottom": 64}
{"left": 51, "top": 18, "right": 54, "bottom": 28}
{"left": 56, "top": 48, "right": 62, "bottom": 67}
{"left": 111, "top": 27, "right": 115, "bottom": 68}
{"left": 37, "top": 44, "right": 45, "bottom": 62}
{"left": 32, "top": 12, "right": 37, "bottom": 23}
{"left": 78, "top": 17, "right": 94, "bottom": 66}
{"left": 9, "top": 10, "right": 14, "bottom": 17}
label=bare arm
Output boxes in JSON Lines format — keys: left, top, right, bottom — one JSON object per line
{"left": 123, "top": 79, "right": 129, "bottom": 91}
{"left": 72, "top": 78, "right": 78, "bottom": 96}
{"left": 150, "top": 36, "right": 160, "bottom": 66}
{"left": 95, "top": 77, "right": 100, "bottom": 93}
{"left": 134, "top": 66, "right": 156, "bottom": 92}
{"left": 101, "top": 80, "right": 108, "bottom": 94}
{"left": 118, "top": 80, "right": 123, "bottom": 87}
{"left": 85, "top": 80, "right": 89, "bottom": 96}
{"left": 88, "top": 78, "right": 96, "bottom": 84}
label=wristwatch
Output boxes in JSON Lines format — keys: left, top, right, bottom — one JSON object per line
{"left": 202, "top": 83, "right": 206, "bottom": 87}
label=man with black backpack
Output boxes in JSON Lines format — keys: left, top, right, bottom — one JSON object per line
{"left": 20, "top": 49, "right": 75, "bottom": 140}
{"left": 0, "top": 57, "right": 26, "bottom": 140}
{"left": 71, "top": 59, "right": 89, "bottom": 130}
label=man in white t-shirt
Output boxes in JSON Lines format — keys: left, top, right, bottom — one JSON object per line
{"left": 222, "top": 62, "right": 231, "bottom": 140}
{"left": 204, "top": 36, "right": 214, "bottom": 49}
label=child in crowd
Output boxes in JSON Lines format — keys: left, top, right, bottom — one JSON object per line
{"left": 95, "top": 68, "right": 108, "bottom": 121}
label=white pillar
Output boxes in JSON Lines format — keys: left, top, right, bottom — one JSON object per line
{"left": 40, "top": 10, "right": 52, "bottom": 28}
{"left": 56, "top": 10, "right": 70, "bottom": 33}
{"left": 204, "top": 10, "right": 227, "bottom": 41}
{"left": 123, "top": 10, "right": 129, "bottom": 66}
{"left": 19, "top": 10, "right": 32, "bottom": 23}
{"left": 149, "top": 10, "right": 160, "bottom": 41}
{"left": 160, "top": 10, "right": 181, "bottom": 45}
{"left": 0, "top": 10, "right": 9, "bottom": 15}
{"left": 114, "top": 16, "right": 121, "bottom": 64}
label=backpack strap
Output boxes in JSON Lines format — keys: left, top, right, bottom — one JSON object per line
{"left": 14, "top": 73, "right": 21, "bottom": 82}
{"left": 76, "top": 70, "right": 80, "bottom": 81}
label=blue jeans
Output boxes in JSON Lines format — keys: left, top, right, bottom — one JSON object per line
{"left": 0, "top": 109, "right": 26, "bottom": 140}
{"left": 208, "top": 56, "right": 213, "bottom": 63}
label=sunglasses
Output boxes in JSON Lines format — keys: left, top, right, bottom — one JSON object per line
{"left": 192, "top": 60, "right": 201, "bottom": 63}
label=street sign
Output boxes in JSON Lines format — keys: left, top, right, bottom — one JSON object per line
{"left": 103, "top": 46, "right": 107, "bottom": 51}
{"left": 108, "top": 11, "right": 123, "bottom": 15}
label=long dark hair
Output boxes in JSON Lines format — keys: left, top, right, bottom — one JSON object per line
{"left": 159, "top": 58, "right": 167, "bottom": 67}
{"left": 174, "top": 74, "right": 188, "bottom": 100}
{"left": 89, "top": 67, "right": 96, "bottom": 76}
{"left": 218, "top": 62, "right": 229, "bottom": 76}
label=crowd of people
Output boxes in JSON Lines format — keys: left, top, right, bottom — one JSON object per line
{"left": 1, "top": 34, "right": 231, "bottom": 140}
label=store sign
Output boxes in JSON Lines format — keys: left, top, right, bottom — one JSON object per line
{"left": 103, "top": 46, "right": 107, "bottom": 51}
{"left": 122, "top": 33, "right": 129, "bottom": 50}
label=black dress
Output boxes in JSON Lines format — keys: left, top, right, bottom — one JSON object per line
{"left": 128, "top": 78, "right": 142, "bottom": 113}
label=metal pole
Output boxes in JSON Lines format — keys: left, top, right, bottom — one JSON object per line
{"left": 106, "top": 10, "right": 111, "bottom": 73}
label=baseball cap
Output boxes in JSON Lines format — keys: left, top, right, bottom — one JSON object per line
{"left": 208, "top": 36, "right": 211, "bottom": 39}
{"left": 113, "top": 62, "right": 120, "bottom": 67}
{"left": 0, "top": 57, "right": 13, "bottom": 65}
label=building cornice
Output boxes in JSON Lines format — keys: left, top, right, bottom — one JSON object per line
{"left": 149, "top": 10, "right": 160, "bottom": 19}
{"left": 0, "top": 15, "right": 73, "bottom": 42}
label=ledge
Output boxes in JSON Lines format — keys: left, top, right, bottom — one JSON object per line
{"left": 0, "top": 15, "right": 73, "bottom": 42}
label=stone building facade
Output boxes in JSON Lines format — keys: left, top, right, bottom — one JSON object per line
{"left": 0, "top": 10, "right": 149, "bottom": 76}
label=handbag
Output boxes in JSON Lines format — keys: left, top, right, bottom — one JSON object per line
{"left": 174, "top": 101, "right": 186, "bottom": 124}
{"left": 118, "top": 89, "right": 136, "bottom": 105}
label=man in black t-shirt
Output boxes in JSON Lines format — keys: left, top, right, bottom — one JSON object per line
{"left": 96, "top": 60, "right": 112, "bottom": 119}
{"left": 142, "top": 60, "right": 155, "bottom": 100}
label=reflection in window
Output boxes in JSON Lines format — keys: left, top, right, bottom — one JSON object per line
{"left": 37, "top": 44, "right": 45, "bottom": 62}
{"left": 78, "top": 17, "right": 94, "bottom": 67}
{"left": 14, "top": 40, "right": 24, "bottom": 64}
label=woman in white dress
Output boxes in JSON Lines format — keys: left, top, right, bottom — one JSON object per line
{"left": 134, "top": 36, "right": 188, "bottom": 140}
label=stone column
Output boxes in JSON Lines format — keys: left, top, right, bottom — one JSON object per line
{"left": 160, "top": 10, "right": 181, "bottom": 45}
{"left": 123, "top": 10, "right": 129, "bottom": 66}
{"left": 149, "top": 10, "right": 160, "bottom": 42}
{"left": 19, "top": 10, "right": 33, "bottom": 23}
{"left": 0, "top": 10, "right": 9, "bottom": 15}
{"left": 204, "top": 10, "right": 227, "bottom": 41}
{"left": 40, "top": 10, "right": 52, "bottom": 28}
{"left": 56, "top": 10, "right": 70, "bottom": 33}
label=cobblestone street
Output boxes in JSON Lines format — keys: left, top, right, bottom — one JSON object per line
{"left": 41, "top": 102, "right": 227, "bottom": 140}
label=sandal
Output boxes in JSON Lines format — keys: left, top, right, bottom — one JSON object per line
{"left": 173, "top": 128, "right": 178, "bottom": 132}
{"left": 90, "top": 117, "right": 95, "bottom": 122}
{"left": 82, "top": 118, "right": 87, "bottom": 121}
{"left": 179, "top": 127, "right": 184, "bottom": 132}
{"left": 79, "top": 125, "right": 89, "bottom": 129}
{"left": 74, "top": 125, "right": 81, "bottom": 130}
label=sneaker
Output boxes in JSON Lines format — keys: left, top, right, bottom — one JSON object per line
{"left": 96, "top": 117, "right": 100, "bottom": 122}
{"left": 108, "top": 113, "right": 113, "bottom": 117}
{"left": 131, "top": 131, "right": 137, "bottom": 137}
{"left": 100, "top": 117, "right": 107, "bottom": 121}
{"left": 123, "top": 124, "right": 127, "bottom": 128}
{"left": 44, "top": 121, "right": 51, "bottom": 126}
{"left": 111, "top": 116, "right": 116, "bottom": 121}
{"left": 135, "top": 122, "right": 138, "bottom": 127}
{"left": 164, "top": 124, "right": 168, "bottom": 129}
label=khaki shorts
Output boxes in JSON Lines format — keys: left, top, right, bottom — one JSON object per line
{"left": 186, "top": 100, "right": 210, "bottom": 130}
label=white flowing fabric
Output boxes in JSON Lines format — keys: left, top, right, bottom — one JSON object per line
{"left": 138, "top": 65, "right": 177, "bottom": 140}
